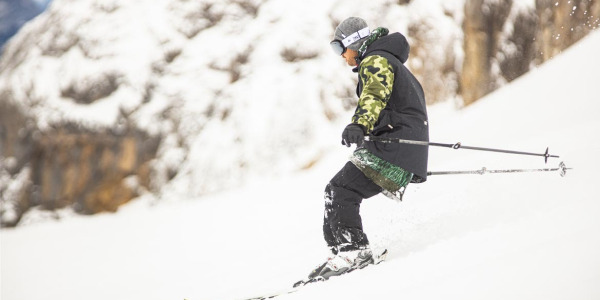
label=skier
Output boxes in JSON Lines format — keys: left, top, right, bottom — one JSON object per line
{"left": 309, "top": 17, "right": 430, "bottom": 281}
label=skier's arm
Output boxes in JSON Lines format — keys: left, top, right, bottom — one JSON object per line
{"left": 352, "top": 55, "right": 395, "bottom": 133}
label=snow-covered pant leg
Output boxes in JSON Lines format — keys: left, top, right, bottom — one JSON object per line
{"left": 323, "top": 162, "right": 382, "bottom": 252}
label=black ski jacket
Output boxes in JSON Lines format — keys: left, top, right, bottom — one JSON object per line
{"left": 355, "top": 32, "right": 429, "bottom": 182}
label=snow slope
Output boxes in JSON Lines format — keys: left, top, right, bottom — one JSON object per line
{"left": 2, "top": 26, "right": 600, "bottom": 300}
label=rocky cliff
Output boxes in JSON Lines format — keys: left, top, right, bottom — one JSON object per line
{"left": 0, "top": 93, "right": 159, "bottom": 226}
{"left": 461, "top": 0, "right": 600, "bottom": 105}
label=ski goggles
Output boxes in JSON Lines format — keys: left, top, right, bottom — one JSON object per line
{"left": 330, "top": 27, "right": 370, "bottom": 56}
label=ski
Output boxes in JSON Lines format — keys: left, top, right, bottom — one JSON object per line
{"left": 241, "top": 249, "right": 388, "bottom": 300}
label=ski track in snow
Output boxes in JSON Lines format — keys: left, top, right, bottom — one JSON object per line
{"left": 2, "top": 21, "right": 600, "bottom": 300}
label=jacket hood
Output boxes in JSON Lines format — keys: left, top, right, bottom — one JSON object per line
{"left": 362, "top": 32, "right": 410, "bottom": 64}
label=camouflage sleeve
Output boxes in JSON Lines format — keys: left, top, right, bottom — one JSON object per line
{"left": 352, "top": 55, "right": 394, "bottom": 133}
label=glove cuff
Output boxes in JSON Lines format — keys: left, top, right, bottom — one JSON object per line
{"left": 348, "top": 123, "right": 367, "bottom": 134}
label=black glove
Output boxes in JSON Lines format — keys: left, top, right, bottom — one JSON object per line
{"left": 341, "top": 124, "right": 366, "bottom": 147}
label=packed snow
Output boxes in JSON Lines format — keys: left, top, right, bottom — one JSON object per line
{"left": 2, "top": 11, "right": 600, "bottom": 300}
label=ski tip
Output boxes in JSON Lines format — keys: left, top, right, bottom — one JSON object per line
{"left": 292, "top": 280, "right": 305, "bottom": 288}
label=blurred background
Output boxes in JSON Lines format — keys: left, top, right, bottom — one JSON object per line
{"left": 1, "top": 0, "right": 599, "bottom": 227}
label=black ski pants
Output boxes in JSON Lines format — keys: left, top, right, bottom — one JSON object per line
{"left": 323, "top": 162, "right": 382, "bottom": 252}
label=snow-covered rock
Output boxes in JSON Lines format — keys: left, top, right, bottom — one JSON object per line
{"left": 0, "top": 0, "right": 465, "bottom": 225}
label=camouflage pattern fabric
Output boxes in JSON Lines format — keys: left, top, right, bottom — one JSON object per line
{"left": 350, "top": 148, "right": 413, "bottom": 196}
{"left": 352, "top": 55, "right": 394, "bottom": 133}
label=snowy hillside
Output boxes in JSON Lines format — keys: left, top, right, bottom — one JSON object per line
{"left": 0, "top": 0, "right": 464, "bottom": 222}
{"left": 2, "top": 25, "right": 599, "bottom": 300}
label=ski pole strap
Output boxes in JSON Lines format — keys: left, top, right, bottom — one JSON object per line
{"left": 364, "top": 136, "right": 560, "bottom": 163}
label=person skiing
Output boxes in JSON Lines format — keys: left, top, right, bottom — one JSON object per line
{"left": 307, "top": 16, "right": 430, "bottom": 282}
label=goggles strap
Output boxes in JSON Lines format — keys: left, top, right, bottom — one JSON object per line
{"left": 341, "top": 27, "right": 371, "bottom": 47}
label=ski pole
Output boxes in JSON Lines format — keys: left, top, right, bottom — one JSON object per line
{"left": 427, "top": 162, "right": 571, "bottom": 177}
{"left": 364, "top": 136, "right": 560, "bottom": 163}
